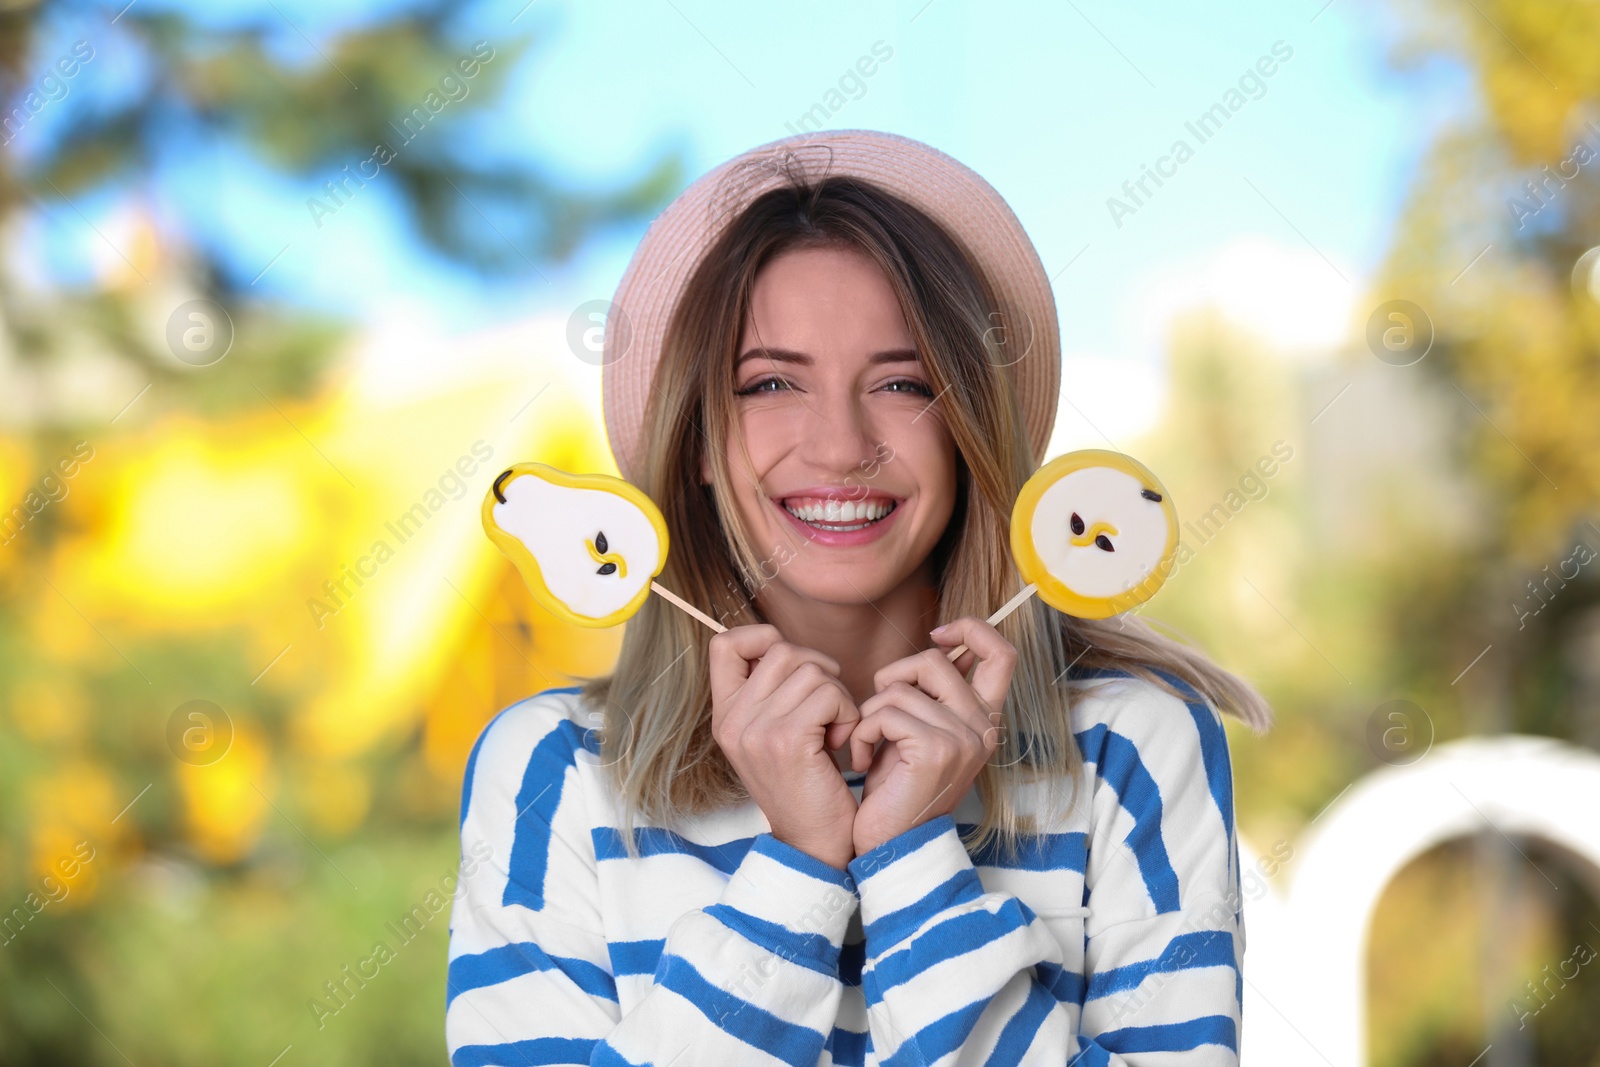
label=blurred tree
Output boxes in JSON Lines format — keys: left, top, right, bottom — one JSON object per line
{"left": 1360, "top": 0, "right": 1600, "bottom": 1062}
{"left": 1379, "top": 0, "right": 1600, "bottom": 739}
{"left": 0, "top": 2, "right": 681, "bottom": 1062}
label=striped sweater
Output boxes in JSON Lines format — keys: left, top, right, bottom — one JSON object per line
{"left": 445, "top": 667, "right": 1245, "bottom": 1065}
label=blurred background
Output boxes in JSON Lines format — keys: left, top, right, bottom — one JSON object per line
{"left": 1, "top": 0, "right": 1598, "bottom": 1063}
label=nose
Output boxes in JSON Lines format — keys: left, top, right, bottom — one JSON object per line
{"left": 799, "top": 384, "right": 883, "bottom": 474}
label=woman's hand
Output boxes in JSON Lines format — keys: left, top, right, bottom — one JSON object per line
{"left": 709, "top": 624, "right": 862, "bottom": 870}
{"left": 848, "top": 617, "right": 1018, "bottom": 857}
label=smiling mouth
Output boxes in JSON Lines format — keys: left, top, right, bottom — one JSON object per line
{"left": 780, "top": 497, "right": 899, "bottom": 532}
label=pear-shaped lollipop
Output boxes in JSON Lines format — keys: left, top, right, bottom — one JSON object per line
{"left": 483, "top": 463, "right": 725, "bottom": 632}
{"left": 945, "top": 449, "right": 1178, "bottom": 661}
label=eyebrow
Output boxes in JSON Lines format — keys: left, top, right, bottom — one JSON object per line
{"left": 734, "top": 346, "right": 920, "bottom": 370}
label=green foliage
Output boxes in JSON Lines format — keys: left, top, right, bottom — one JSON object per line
{"left": 0, "top": 2, "right": 680, "bottom": 1061}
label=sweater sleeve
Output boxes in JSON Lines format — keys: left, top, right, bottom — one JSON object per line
{"left": 844, "top": 675, "right": 1244, "bottom": 1065}
{"left": 444, "top": 694, "right": 860, "bottom": 1067}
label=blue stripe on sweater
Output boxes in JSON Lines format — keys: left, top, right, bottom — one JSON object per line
{"left": 1072, "top": 666, "right": 1236, "bottom": 856}
{"left": 1036, "top": 959, "right": 1086, "bottom": 1005}
{"left": 825, "top": 1024, "right": 870, "bottom": 1066}
{"left": 458, "top": 686, "right": 584, "bottom": 832}
{"left": 1097, "top": 1013, "right": 1238, "bottom": 1053}
{"left": 1073, "top": 722, "right": 1181, "bottom": 913}
{"left": 452, "top": 1035, "right": 597, "bottom": 1066}
{"left": 1073, "top": 1033, "right": 1115, "bottom": 1067}
{"left": 868, "top": 896, "right": 1038, "bottom": 996}
{"left": 655, "top": 951, "right": 824, "bottom": 1063}
{"left": 859, "top": 867, "right": 986, "bottom": 954}
{"left": 847, "top": 812, "right": 955, "bottom": 881}
{"left": 965, "top": 826, "right": 1087, "bottom": 873}
{"left": 447, "top": 941, "right": 618, "bottom": 1010}
{"left": 591, "top": 1043, "right": 642, "bottom": 1066}
{"left": 702, "top": 904, "right": 839, "bottom": 976}
{"left": 749, "top": 831, "right": 860, "bottom": 893}
{"left": 1152, "top": 667, "right": 1237, "bottom": 846}
{"left": 988, "top": 979, "right": 1059, "bottom": 1066}
{"left": 607, "top": 938, "right": 665, "bottom": 977}
{"left": 590, "top": 826, "right": 751, "bottom": 874}
{"left": 1084, "top": 929, "right": 1236, "bottom": 1000}
{"left": 878, "top": 996, "right": 989, "bottom": 1067}
{"left": 503, "top": 715, "right": 593, "bottom": 911}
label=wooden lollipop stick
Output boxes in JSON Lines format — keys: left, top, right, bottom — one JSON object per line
{"left": 649, "top": 574, "right": 1042, "bottom": 650}
{"left": 945, "top": 581, "right": 1039, "bottom": 661}
{"left": 650, "top": 580, "right": 728, "bottom": 633}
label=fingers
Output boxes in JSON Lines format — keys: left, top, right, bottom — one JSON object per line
{"left": 709, "top": 625, "right": 841, "bottom": 709}
{"left": 871, "top": 642, "right": 995, "bottom": 743}
{"left": 786, "top": 680, "right": 860, "bottom": 751}
{"left": 860, "top": 679, "right": 957, "bottom": 729}
{"left": 863, "top": 678, "right": 992, "bottom": 756}
{"left": 926, "top": 617, "right": 1018, "bottom": 713}
{"left": 853, "top": 680, "right": 997, "bottom": 786}
{"left": 709, "top": 628, "right": 858, "bottom": 758}
{"left": 824, "top": 715, "right": 858, "bottom": 753}
{"left": 708, "top": 624, "right": 783, "bottom": 708}
{"left": 872, "top": 644, "right": 970, "bottom": 707}
{"left": 849, "top": 706, "right": 925, "bottom": 772}
{"left": 768, "top": 661, "right": 857, "bottom": 732}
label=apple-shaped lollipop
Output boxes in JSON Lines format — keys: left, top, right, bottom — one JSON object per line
{"left": 945, "top": 449, "right": 1178, "bottom": 661}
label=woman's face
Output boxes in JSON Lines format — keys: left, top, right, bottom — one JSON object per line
{"left": 706, "top": 243, "right": 958, "bottom": 608}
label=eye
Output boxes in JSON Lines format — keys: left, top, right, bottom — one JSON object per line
{"left": 882, "top": 378, "right": 935, "bottom": 397}
{"left": 735, "top": 376, "right": 790, "bottom": 396}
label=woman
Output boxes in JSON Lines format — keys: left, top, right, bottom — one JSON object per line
{"left": 445, "top": 130, "right": 1273, "bottom": 1066}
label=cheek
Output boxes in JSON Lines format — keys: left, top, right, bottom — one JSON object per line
{"left": 720, "top": 435, "right": 778, "bottom": 531}
{"left": 735, "top": 405, "right": 802, "bottom": 456}
{"left": 894, "top": 419, "right": 957, "bottom": 501}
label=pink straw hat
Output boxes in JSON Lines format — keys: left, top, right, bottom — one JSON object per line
{"left": 600, "top": 128, "right": 1061, "bottom": 484}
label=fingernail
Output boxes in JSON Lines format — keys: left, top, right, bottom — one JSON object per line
{"left": 930, "top": 624, "right": 948, "bottom": 635}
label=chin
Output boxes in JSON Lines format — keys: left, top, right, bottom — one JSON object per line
{"left": 773, "top": 568, "right": 910, "bottom": 607}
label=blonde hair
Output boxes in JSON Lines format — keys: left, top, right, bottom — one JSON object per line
{"left": 576, "top": 166, "right": 1273, "bottom": 862}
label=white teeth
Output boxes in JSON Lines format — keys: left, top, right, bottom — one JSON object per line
{"left": 783, "top": 498, "right": 895, "bottom": 527}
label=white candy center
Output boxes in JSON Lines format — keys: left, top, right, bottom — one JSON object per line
{"left": 1030, "top": 466, "right": 1167, "bottom": 598}
{"left": 493, "top": 476, "right": 661, "bottom": 619}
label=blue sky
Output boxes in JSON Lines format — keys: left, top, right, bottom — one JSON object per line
{"left": 22, "top": 0, "right": 1466, "bottom": 446}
